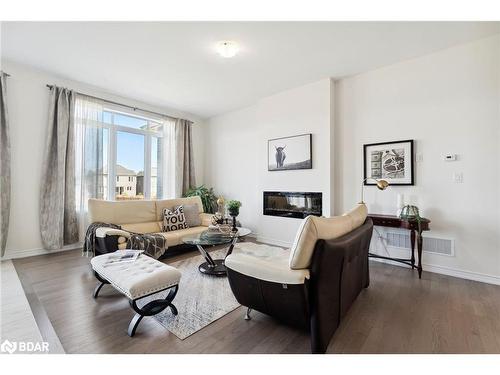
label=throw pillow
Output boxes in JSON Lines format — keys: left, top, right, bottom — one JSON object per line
{"left": 175, "top": 204, "right": 201, "bottom": 227}
{"left": 163, "top": 206, "right": 189, "bottom": 232}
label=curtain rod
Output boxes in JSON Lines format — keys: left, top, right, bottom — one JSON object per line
{"left": 46, "top": 84, "right": 184, "bottom": 122}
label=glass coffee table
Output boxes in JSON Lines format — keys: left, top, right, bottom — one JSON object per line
{"left": 182, "top": 227, "right": 251, "bottom": 276}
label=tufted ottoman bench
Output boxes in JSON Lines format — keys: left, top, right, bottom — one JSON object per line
{"left": 91, "top": 252, "right": 181, "bottom": 337}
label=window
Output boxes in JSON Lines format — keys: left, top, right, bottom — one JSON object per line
{"left": 75, "top": 95, "right": 165, "bottom": 204}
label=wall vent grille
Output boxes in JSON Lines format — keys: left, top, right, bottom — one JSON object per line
{"left": 385, "top": 232, "right": 454, "bottom": 256}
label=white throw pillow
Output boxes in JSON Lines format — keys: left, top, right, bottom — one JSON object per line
{"left": 162, "top": 206, "right": 189, "bottom": 232}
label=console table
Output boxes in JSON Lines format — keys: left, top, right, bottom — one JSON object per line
{"left": 367, "top": 214, "right": 431, "bottom": 278}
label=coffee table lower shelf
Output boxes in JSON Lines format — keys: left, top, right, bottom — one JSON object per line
{"left": 183, "top": 227, "right": 252, "bottom": 277}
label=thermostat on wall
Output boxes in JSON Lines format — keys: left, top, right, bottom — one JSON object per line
{"left": 444, "top": 154, "right": 457, "bottom": 161}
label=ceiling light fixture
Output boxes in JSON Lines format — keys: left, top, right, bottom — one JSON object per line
{"left": 215, "top": 41, "right": 239, "bottom": 58}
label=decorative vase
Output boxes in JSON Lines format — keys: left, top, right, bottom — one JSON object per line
{"left": 400, "top": 205, "right": 419, "bottom": 219}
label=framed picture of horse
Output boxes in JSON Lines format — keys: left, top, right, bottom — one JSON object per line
{"left": 268, "top": 133, "right": 312, "bottom": 171}
{"left": 363, "top": 139, "right": 414, "bottom": 185}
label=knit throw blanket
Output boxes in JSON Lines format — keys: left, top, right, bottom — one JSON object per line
{"left": 127, "top": 233, "right": 167, "bottom": 260}
{"left": 83, "top": 223, "right": 167, "bottom": 259}
{"left": 83, "top": 222, "right": 121, "bottom": 257}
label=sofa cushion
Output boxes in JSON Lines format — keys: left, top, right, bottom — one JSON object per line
{"left": 225, "top": 244, "right": 310, "bottom": 284}
{"left": 288, "top": 203, "right": 368, "bottom": 269}
{"left": 155, "top": 196, "right": 204, "bottom": 221}
{"left": 162, "top": 206, "right": 189, "bottom": 232}
{"left": 121, "top": 221, "right": 162, "bottom": 234}
{"left": 156, "top": 226, "right": 208, "bottom": 247}
{"left": 156, "top": 231, "right": 182, "bottom": 247}
{"left": 88, "top": 199, "right": 157, "bottom": 225}
{"left": 199, "top": 213, "right": 214, "bottom": 227}
{"left": 175, "top": 204, "right": 202, "bottom": 227}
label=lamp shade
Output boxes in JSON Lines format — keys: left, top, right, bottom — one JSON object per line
{"left": 360, "top": 178, "right": 389, "bottom": 204}
{"left": 375, "top": 179, "right": 389, "bottom": 190}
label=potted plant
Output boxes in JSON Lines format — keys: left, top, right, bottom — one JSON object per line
{"left": 226, "top": 200, "right": 242, "bottom": 231}
{"left": 183, "top": 185, "right": 218, "bottom": 213}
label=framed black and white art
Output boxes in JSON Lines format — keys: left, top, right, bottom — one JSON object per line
{"left": 363, "top": 139, "right": 414, "bottom": 185}
{"left": 268, "top": 133, "right": 312, "bottom": 171}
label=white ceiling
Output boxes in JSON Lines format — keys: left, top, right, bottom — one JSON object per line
{"left": 2, "top": 22, "right": 499, "bottom": 118}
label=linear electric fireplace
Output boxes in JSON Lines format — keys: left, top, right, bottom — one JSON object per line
{"left": 263, "top": 191, "right": 322, "bottom": 219}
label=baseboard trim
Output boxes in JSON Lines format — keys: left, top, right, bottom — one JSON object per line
{"left": 369, "top": 257, "right": 500, "bottom": 286}
{"left": 1, "top": 243, "right": 82, "bottom": 261}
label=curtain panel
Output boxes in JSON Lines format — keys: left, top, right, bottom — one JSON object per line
{"left": 176, "top": 118, "right": 196, "bottom": 196}
{"left": 74, "top": 95, "right": 105, "bottom": 241}
{"left": 164, "top": 118, "right": 196, "bottom": 198}
{"left": 0, "top": 72, "right": 11, "bottom": 257}
{"left": 39, "top": 86, "right": 79, "bottom": 250}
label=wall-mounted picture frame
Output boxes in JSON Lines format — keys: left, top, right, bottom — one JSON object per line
{"left": 363, "top": 139, "right": 414, "bottom": 185}
{"left": 268, "top": 133, "right": 312, "bottom": 171}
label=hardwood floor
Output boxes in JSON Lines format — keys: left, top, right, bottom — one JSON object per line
{"left": 10, "top": 245, "right": 500, "bottom": 354}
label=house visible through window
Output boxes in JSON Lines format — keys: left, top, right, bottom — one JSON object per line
{"left": 75, "top": 96, "right": 165, "bottom": 203}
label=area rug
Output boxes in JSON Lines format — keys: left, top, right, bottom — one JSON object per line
{"left": 142, "top": 242, "right": 288, "bottom": 339}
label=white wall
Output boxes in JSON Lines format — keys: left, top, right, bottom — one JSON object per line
{"left": 205, "top": 79, "right": 334, "bottom": 246}
{"left": 206, "top": 35, "right": 500, "bottom": 284}
{"left": 335, "top": 35, "right": 500, "bottom": 282}
{"left": 1, "top": 60, "right": 205, "bottom": 259}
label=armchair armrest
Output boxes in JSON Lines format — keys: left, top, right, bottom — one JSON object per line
{"left": 225, "top": 252, "right": 309, "bottom": 285}
{"left": 95, "top": 228, "right": 131, "bottom": 255}
{"left": 199, "top": 213, "right": 214, "bottom": 227}
{"left": 95, "top": 227, "right": 131, "bottom": 239}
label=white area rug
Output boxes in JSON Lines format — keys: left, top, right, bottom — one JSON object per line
{"left": 145, "top": 242, "right": 288, "bottom": 339}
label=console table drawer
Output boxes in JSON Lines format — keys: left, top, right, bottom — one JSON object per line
{"left": 371, "top": 218, "right": 401, "bottom": 227}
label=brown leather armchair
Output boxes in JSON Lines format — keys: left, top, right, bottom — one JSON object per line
{"left": 225, "top": 204, "right": 373, "bottom": 353}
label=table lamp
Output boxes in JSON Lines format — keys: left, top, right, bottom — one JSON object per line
{"left": 359, "top": 178, "right": 389, "bottom": 204}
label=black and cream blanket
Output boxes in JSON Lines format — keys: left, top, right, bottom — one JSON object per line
{"left": 83, "top": 222, "right": 121, "bottom": 257}
{"left": 83, "top": 222, "right": 167, "bottom": 259}
{"left": 126, "top": 233, "right": 166, "bottom": 260}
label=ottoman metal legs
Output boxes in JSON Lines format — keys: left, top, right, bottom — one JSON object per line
{"left": 127, "top": 285, "right": 179, "bottom": 337}
{"left": 92, "top": 271, "right": 179, "bottom": 337}
{"left": 93, "top": 272, "right": 110, "bottom": 298}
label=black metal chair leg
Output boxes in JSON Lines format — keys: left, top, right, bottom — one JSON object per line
{"left": 93, "top": 282, "right": 106, "bottom": 298}
{"left": 169, "top": 303, "right": 178, "bottom": 315}
{"left": 244, "top": 307, "right": 252, "bottom": 320}
{"left": 127, "top": 313, "right": 144, "bottom": 337}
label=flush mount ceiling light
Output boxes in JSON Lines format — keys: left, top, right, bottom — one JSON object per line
{"left": 215, "top": 40, "right": 239, "bottom": 58}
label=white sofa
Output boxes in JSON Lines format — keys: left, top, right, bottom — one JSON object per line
{"left": 88, "top": 196, "right": 213, "bottom": 254}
